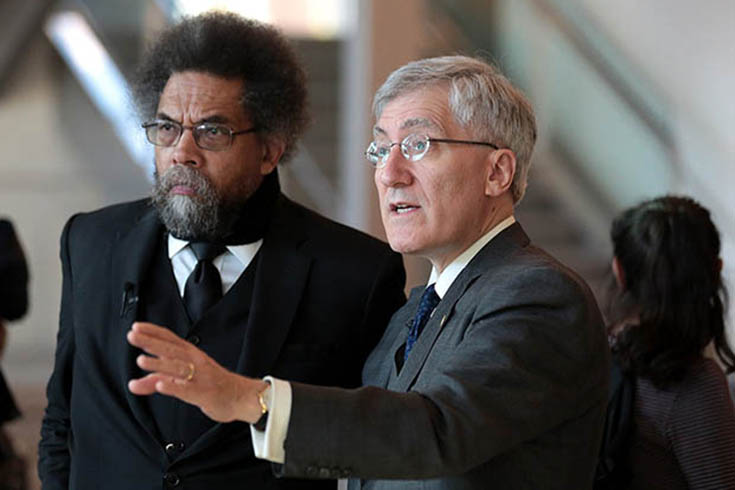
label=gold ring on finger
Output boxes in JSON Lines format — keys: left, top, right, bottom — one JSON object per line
{"left": 185, "top": 362, "right": 195, "bottom": 382}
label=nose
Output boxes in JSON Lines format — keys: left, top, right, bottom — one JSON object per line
{"left": 376, "top": 146, "right": 412, "bottom": 188}
{"left": 171, "top": 127, "right": 202, "bottom": 167}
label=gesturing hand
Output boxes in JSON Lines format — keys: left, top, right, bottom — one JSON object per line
{"left": 127, "top": 322, "right": 267, "bottom": 423}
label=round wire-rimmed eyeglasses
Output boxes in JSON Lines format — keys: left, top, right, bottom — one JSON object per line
{"left": 365, "top": 133, "right": 500, "bottom": 168}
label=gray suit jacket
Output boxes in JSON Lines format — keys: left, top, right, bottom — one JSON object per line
{"left": 279, "top": 223, "right": 609, "bottom": 489}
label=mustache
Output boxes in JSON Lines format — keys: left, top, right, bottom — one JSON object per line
{"left": 151, "top": 164, "right": 222, "bottom": 241}
{"left": 155, "top": 165, "right": 211, "bottom": 196}
{"left": 382, "top": 188, "right": 417, "bottom": 204}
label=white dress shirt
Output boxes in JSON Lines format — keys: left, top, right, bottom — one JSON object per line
{"left": 251, "top": 215, "right": 516, "bottom": 463}
{"left": 168, "top": 234, "right": 263, "bottom": 297}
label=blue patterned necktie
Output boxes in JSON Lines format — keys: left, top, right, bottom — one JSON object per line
{"left": 404, "top": 284, "right": 441, "bottom": 362}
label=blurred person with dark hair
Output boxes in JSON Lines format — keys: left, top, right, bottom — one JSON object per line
{"left": 0, "top": 219, "right": 28, "bottom": 424}
{"left": 607, "top": 195, "right": 735, "bottom": 489}
{"left": 0, "top": 220, "right": 28, "bottom": 326}
{"left": 38, "top": 12, "right": 405, "bottom": 490}
{"left": 0, "top": 219, "right": 29, "bottom": 489}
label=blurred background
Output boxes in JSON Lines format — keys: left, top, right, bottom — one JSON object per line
{"left": 0, "top": 0, "right": 733, "bottom": 487}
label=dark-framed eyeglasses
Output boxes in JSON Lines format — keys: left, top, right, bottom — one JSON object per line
{"left": 365, "top": 133, "right": 500, "bottom": 168}
{"left": 142, "top": 119, "right": 258, "bottom": 151}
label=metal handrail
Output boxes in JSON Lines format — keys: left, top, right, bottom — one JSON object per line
{"left": 431, "top": 0, "right": 733, "bottom": 227}
{"left": 529, "top": 0, "right": 675, "bottom": 151}
{"left": 432, "top": 0, "right": 674, "bottom": 160}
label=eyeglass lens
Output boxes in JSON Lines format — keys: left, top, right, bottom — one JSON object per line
{"left": 145, "top": 121, "right": 233, "bottom": 150}
{"left": 401, "top": 134, "right": 430, "bottom": 161}
{"left": 366, "top": 134, "right": 432, "bottom": 165}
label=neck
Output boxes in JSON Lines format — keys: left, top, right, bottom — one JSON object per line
{"left": 430, "top": 202, "right": 514, "bottom": 274}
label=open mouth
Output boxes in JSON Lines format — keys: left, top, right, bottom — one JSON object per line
{"left": 390, "top": 203, "right": 420, "bottom": 214}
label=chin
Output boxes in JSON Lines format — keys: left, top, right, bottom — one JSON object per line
{"left": 167, "top": 195, "right": 200, "bottom": 219}
{"left": 386, "top": 235, "right": 422, "bottom": 255}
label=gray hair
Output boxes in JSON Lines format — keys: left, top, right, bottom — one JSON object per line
{"left": 373, "top": 56, "right": 537, "bottom": 203}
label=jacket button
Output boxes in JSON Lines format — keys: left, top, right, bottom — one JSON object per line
{"left": 163, "top": 472, "right": 180, "bottom": 487}
{"left": 165, "top": 442, "right": 184, "bottom": 455}
{"left": 187, "top": 335, "right": 200, "bottom": 345}
{"left": 305, "top": 466, "right": 317, "bottom": 477}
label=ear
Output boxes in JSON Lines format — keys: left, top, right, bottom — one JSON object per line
{"left": 259, "top": 137, "right": 286, "bottom": 175}
{"left": 484, "top": 149, "right": 516, "bottom": 197}
{"left": 612, "top": 256, "right": 625, "bottom": 289}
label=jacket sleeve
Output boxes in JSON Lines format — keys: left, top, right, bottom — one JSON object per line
{"left": 0, "top": 219, "right": 29, "bottom": 322}
{"left": 38, "top": 217, "right": 77, "bottom": 489}
{"left": 279, "top": 266, "right": 607, "bottom": 480}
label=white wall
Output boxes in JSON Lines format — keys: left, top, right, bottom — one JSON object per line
{"left": 575, "top": 0, "right": 735, "bottom": 334}
{"left": 0, "top": 35, "right": 149, "bottom": 383}
{"left": 579, "top": 0, "right": 734, "bottom": 156}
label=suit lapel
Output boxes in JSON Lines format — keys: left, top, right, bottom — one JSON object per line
{"left": 187, "top": 198, "right": 312, "bottom": 455}
{"left": 392, "top": 223, "right": 530, "bottom": 392}
{"left": 387, "top": 288, "right": 422, "bottom": 378}
{"left": 391, "top": 272, "right": 478, "bottom": 392}
{"left": 237, "top": 196, "right": 312, "bottom": 377}
{"left": 362, "top": 287, "right": 421, "bottom": 390}
{"left": 115, "top": 204, "right": 166, "bottom": 444}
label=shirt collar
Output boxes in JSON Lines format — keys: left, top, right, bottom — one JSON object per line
{"left": 167, "top": 234, "right": 262, "bottom": 267}
{"left": 168, "top": 234, "right": 189, "bottom": 258}
{"left": 428, "top": 215, "right": 516, "bottom": 298}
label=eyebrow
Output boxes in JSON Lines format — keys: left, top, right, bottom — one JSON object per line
{"left": 154, "top": 112, "right": 233, "bottom": 125}
{"left": 401, "top": 117, "right": 437, "bottom": 131}
{"left": 197, "top": 115, "right": 231, "bottom": 125}
{"left": 155, "top": 112, "right": 175, "bottom": 122}
{"left": 373, "top": 117, "right": 439, "bottom": 137}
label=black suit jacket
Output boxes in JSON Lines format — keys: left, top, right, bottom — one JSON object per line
{"left": 38, "top": 195, "right": 406, "bottom": 490}
{"left": 282, "top": 224, "right": 609, "bottom": 489}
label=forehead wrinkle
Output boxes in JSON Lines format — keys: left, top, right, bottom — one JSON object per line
{"left": 157, "top": 76, "right": 246, "bottom": 126}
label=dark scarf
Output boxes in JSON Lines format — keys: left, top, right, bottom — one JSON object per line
{"left": 165, "top": 170, "right": 281, "bottom": 246}
{"left": 218, "top": 169, "right": 280, "bottom": 245}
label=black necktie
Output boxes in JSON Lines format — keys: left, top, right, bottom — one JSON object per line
{"left": 184, "top": 242, "right": 226, "bottom": 323}
{"left": 404, "top": 284, "right": 441, "bottom": 362}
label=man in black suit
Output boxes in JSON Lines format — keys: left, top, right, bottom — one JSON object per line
{"left": 38, "top": 12, "right": 405, "bottom": 490}
{"left": 128, "top": 56, "right": 609, "bottom": 489}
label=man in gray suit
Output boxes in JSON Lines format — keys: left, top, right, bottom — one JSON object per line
{"left": 128, "top": 55, "right": 609, "bottom": 489}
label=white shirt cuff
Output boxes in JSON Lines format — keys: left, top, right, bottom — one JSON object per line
{"left": 250, "top": 376, "right": 292, "bottom": 463}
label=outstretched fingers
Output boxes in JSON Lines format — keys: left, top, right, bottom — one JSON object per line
{"left": 128, "top": 373, "right": 167, "bottom": 395}
{"left": 152, "top": 376, "right": 200, "bottom": 404}
{"left": 136, "top": 354, "right": 194, "bottom": 381}
{"left": 127, "top": 324, "right": 190, "bottom": 360}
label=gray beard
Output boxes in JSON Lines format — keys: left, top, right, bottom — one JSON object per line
{"left": 151, "top": 165, "right": 224, "bottom": 241}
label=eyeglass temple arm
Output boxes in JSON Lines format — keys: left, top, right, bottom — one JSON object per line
{"left": 231, "top": 127, "right": 258, "bottom": 136}
{"left": 429, "top": 138, "right": 499, "bottom": 150}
